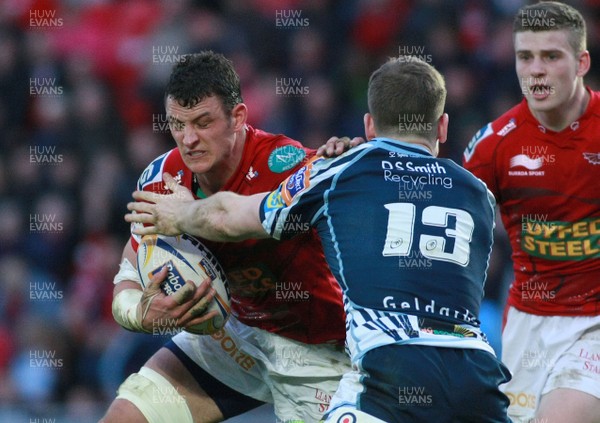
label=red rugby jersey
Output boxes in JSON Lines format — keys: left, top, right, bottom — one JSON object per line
{"left": 131, "top": 125, "right": 345, "bottom": 344}
{"left": 463, "top": 89, "right": 600, "bottom": 316}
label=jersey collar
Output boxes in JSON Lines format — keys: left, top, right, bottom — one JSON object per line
{"left": 373, "top": 137, "right": 434, "bottom": 157}
{"left": 521, "top": 87, "right": 598, "bottom": 144}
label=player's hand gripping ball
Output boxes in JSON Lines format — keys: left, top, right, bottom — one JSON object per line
{"left": 137, "top": 234, "right": 231, "bottom": 334}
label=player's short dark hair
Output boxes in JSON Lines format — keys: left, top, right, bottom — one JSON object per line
{"left": 513, "top": 1, "right": 587, "bottom": 54}
{"left": 367, "top": 56, "right": 446, "bottom": 140}
{"left": 164, "top": 51, "right": 243, "bottom": 114}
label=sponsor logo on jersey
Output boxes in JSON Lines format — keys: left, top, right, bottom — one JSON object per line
{"left": 227, "top": 263, "right": 277, "bottom": 297}
{"left": 509, "top": 145, "right": 556, "bottom": 176}
{"left": 267, "top": 145, "right": 306, "bottom": 173}
{"left": 175, "top": 169, "right": 183, "bottom": 182}
{"left": 263, "top": 188, "right": 285, "bottom": 212}
{"left": 381, "top": 160, "right": 447, "bottom": 174}
{"left": 496, "top": 118, "right": 517, "bottom": 136}
{"left": 583, "top": 152, "right": 600, "bottom": 165}
{"left": 245, "top": 165, "right": 259, "bottom": 180}
{"left": 281, "top": 163, "right": 311, "bottom": 204}
{"left": 521, "top": 217, "right": 600, "bottom": 260}
{"left": 381, "top": 296, "right": 478, "bottom": 324}
{"left": 463, "top": 122, "right": 493, "bottom": 162}
{"left": 508, "top": 153, "right": 546, "bottom": 176}
{"left": 510, "top": 154, "right": 543, "bottom": 170}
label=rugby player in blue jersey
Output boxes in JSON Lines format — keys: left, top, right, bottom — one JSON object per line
{"left": 126, "top": 57, "right": 511, "bottom": 423}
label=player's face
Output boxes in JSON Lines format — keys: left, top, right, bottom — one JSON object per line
{"left": 166, "top": 95, "right": 240, "bottom": 175}
{"left": 515, "top": 30, "right": 586, "bottom": 114}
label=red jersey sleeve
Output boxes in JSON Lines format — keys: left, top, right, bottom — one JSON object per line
{"left": 130, "top": 148, "right": 193, "bottom": 252}
{"left": 463, "top": 108, "right": 520, "bottom": 201}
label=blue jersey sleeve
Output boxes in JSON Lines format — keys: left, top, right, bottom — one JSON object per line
{"left": 260, "top": 156, "right": 332, "bottom": 240}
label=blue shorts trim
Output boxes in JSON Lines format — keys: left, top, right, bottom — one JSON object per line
{"left": 164, "top": 340, "right": 265, "bottom": 419}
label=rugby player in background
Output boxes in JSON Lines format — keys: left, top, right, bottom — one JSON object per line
{"left": 463, "top": 2, "right": 600, "bottom": 422}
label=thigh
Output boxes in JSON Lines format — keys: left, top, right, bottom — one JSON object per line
{"left": 173, "top": 317, "right": 350, "bottom": 422}
{"left": 163, "top": 340, "right": 265, "bottom": 419}
{"left": 253, "top": 327, "right": 351, "bottom": 422}
{"left": 145, "top": 347, "right": 224, "bottom": 422}
{"left": 500, "top": 307, "right": 553, "bottom": 422}
{"left": 537, "top": 321, "right": 600, "bottom": 423}
{"left": 537, "top": 388, "right": 600, "bottom": 423}
{"left": 102, "top": 347, "right": 225, "bottom": 423}
{"left": 543, "top": 321, "right": 600, "bottom": 398}
{"left": 502, "top": 309, "right": 600, "bottom": 422}
{"left": 171, "top": 318, "right": 273, "bottom": 405}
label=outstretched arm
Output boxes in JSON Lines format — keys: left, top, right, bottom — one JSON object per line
{"left": 125, "top": 173, "right": 269, "bottom": 242}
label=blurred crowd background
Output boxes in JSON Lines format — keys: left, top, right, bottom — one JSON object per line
{"left": 0, "top": 0, "right": 599, "bottom": 421}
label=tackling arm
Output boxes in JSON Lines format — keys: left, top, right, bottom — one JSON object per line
{"left": 175, "top": 191, "right": 269, "bottom": 242}
{"left": 125, "top": 172, "right": 269, "bottom": 242}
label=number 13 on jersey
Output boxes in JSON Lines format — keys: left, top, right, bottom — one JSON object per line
{"left": 382, "top": 203, "right": 474, "bottom": 267}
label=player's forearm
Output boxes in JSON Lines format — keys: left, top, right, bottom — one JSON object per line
{"left": 179, "top": 192, "right": 269, "bottom": 242}
{"left": 112, "top": 254, "right": 148, "bottom": 333}
{"left": 175, "top": 196, "right": 226, "bottom": 241}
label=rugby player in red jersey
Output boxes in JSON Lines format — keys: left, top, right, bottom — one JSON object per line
{"left": 101, "top": 51, "right": 351, "bottom": 423}
{"left": 463, "top": 3, "right": 600, "bottom": 422}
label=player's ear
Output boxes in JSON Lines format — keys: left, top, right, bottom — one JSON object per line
{"left": 436, "top": 113, "right": 449, "bottom": 144}
{"left": 576, "top": 50, "right": 591, "bottom": 78}
{"left": 230, "top": 103, "right": 248, "bottom": 131}
{"left": 364, "top": 113, "right": 377, "bottom": 140}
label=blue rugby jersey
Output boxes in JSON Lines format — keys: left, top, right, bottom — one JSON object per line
{"left": 260, "top": 138, "right": 497, "bottom": 361}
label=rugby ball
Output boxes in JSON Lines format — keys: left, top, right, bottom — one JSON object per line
{"left": 136, "top": 234, "right": 231, "bottom": 335}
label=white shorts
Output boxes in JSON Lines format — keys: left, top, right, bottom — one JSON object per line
{"left": 501, "top": 306, "right": 600, "bottom": 422}
{"left": 171, "top": 316, "right": 350, "bottom": 422}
